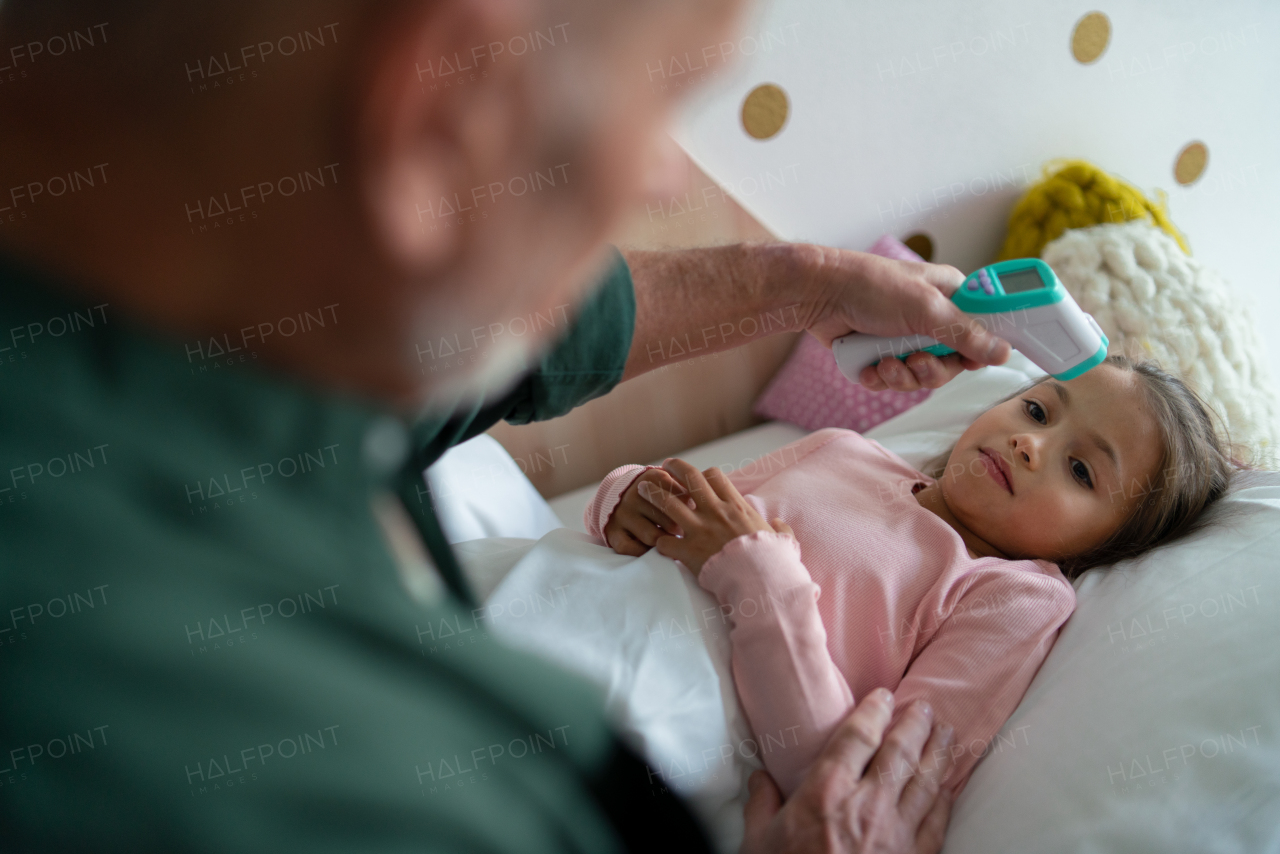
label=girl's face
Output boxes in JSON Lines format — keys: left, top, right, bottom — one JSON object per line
{"left": 940, "top": 364, "right": 1163, "bottom": 561}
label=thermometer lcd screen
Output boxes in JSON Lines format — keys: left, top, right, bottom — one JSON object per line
{"left": 998, "top": 268, "right": 1046, "bottom": 294}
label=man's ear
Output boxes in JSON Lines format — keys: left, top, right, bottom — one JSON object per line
{"left": 352, "top": 0, "right": 528, "bottom": 272}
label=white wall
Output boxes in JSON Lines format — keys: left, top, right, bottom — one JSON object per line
{"left": 671, "top": 0, "right": 1280, "bottom": 380}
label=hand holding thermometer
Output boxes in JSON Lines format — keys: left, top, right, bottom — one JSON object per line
{"left": 832, "top": 258, "right": 1109, "bottom": 384}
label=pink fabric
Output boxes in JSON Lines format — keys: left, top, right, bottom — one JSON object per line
{"left": 583, "top": 464, "right": 662, "bottom": 543}
{"left": 584, "top": 428, "right": 1076, "bottom": 797}
{"left": 753, "top": 234, "right": 933, "bottom": 432}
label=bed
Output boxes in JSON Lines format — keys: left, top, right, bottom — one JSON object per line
{"left": 427, "top": 352, "right": 1280, "bottom": 853}
{"left": 430, "top": 3, "right": 1280, "bottom": 847}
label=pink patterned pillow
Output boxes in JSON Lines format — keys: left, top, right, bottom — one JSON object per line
{"left": 752, "top": 235, "right": 932, "bottom": 432}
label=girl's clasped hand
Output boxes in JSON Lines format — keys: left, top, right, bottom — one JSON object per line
{"left": 602, "top": 458, "right": 793, "bottom": 575}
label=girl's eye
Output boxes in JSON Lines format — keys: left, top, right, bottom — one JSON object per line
{"left": 1072, "top": 459, "right": 1094, "bottom": 489}
{"left": 1024, "top": 400, "right": 1047, "bottom": 424}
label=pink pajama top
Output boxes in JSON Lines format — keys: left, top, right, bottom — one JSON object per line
{"left": 584, "top": 427, "right": 1076, "bottom": 796}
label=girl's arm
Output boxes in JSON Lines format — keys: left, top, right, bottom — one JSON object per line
{"left": 889, "top": 566, "right": 1076, "bottom": 794}
{"left": 583, "top": 464, "right": 653, "bottom": 540}
{"left": 584, "top": 429, "right": 842, "bottom": 542}
{"left": 697, "top": 531, "right": 856, "bottom": 798}
{"left": 700, "top": 550, "right": 1074, "bottom": 799}
{"left": 584, "top": 455, "right": 852, "bottom": 796}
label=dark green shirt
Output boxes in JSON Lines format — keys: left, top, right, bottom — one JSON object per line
{"left": 0, "top": 250, "right": 709, "bottom": 852}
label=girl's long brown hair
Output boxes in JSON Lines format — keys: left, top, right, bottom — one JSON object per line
{"left": 922, "top": 355, "right": 1242, "bottom": 580}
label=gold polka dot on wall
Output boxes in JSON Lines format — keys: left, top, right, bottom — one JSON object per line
{"left": 1174, "top": 141, "right": 1209, "bottom": 186}
{"left": 1071, "top": 11, "right": 1111, "bottom": 64}
{"left": 741, "top": 84, "right": 789, "bottom": 140}
{"left": 903, "top": 232, "right": 934, "bottom": 262}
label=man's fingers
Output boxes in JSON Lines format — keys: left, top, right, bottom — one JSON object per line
{"left": 931, "top": 352, "right": 970, "bottom": 383}
{"left": 859, "top": 351, "right": 973, "bottom": 392}
{"left": 925, "top": 288, "right": 1010, "bottom": 367}
{"left": 799, "top": 688, "right": 895, "bottom": 797}
{"left": 859, "top": 362, "right": 889, "bottom": 391}
{"left": 874, "top": 356, "right": 922, "bottom": 392}
{"left": 920, "top": 262, "right": 965, "bottom": 295}
{"left": 903, "top": 352, "right": 970, "bottom": 390}
{"left": 897, "top": 722, "right": 954, "bottom": 829}
{"left": 742, "top": 770, "right": 783, "bottom": 842}
{"left": 914, "top": 787, "right": 954, "bottom": 854}
{"left": 865, "top": 699, "right": 935, "bottom": 800}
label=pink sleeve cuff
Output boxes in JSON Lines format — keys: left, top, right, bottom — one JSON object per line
{"left": 583, "top": 464, "right": 656, "bottom": 541}
{"left": 698, "top": 530, "right": 811, "bottom": 603}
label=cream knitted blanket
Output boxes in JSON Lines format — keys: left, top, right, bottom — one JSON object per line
{"left": 1042, "top": 221, "right": 1278, "bottom": 469}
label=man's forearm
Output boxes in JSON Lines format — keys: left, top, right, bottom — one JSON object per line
{"left": 619, "top": 243, "right": 812, "bottom": 382}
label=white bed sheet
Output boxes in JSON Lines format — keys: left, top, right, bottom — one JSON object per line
{"left": 425, "top": 434, "right": 565, "bottom": 544}
{"left": 472, "top": 528, "right": 757, "bottom": 854}
{"left": 453, "top": 421, "right": 811, "bottom": 853}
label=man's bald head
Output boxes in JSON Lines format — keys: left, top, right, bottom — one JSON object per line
{"left": 0, "top": 0, "right": 745, "bottom": 407}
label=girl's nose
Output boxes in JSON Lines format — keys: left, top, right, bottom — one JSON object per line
{"left": 1011, "top": 434, "right": 1041, "bottom": 470}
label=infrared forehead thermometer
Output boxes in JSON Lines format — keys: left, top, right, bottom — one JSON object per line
{"left": 833, "top": 258, "right": 1109, "bottom": 384}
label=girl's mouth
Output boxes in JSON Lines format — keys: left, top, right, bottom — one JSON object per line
{"left": 980, "top": 448, "right": 1014, "bottom": 494}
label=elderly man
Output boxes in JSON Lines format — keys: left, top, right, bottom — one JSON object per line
{"left": 0, "top": 1, "right": 1009, "bottom": 851}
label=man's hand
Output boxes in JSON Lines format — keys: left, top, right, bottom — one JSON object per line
{"left": 639, "top": 458, "right": 794, "bottom": 576}
{"left": 792, "top": 245, "right": 1011, "bottom": 392}
{"left": 621, "top": 243, "right": 1010, "bottom": 389}
{"left": 741, "top": 689, "right": 956, "bottom": 854}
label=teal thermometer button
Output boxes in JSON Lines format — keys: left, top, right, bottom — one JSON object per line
{"left": 832, "top": 258, "right": 1109, "bottom": 383}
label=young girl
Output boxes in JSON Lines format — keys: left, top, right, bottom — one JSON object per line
{"left": 585, "top": 354, "right": 1234, "bottom": 796}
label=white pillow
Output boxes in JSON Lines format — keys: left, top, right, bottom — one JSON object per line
{"left": 1044, "top": 221, "right": 1280, "bottom": 470}
{"left": 423, "top": 434, "right": 564, "bottom": 544}
{"left": 861, "top": 353, "right": 1280, "bottom": 852}
{"left": 943, "top": 469, "right": 1280, "bottom": 853}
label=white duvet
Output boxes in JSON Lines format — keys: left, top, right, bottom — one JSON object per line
{"left": 456, "top": 529, "right": 760, "bottom": 854}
